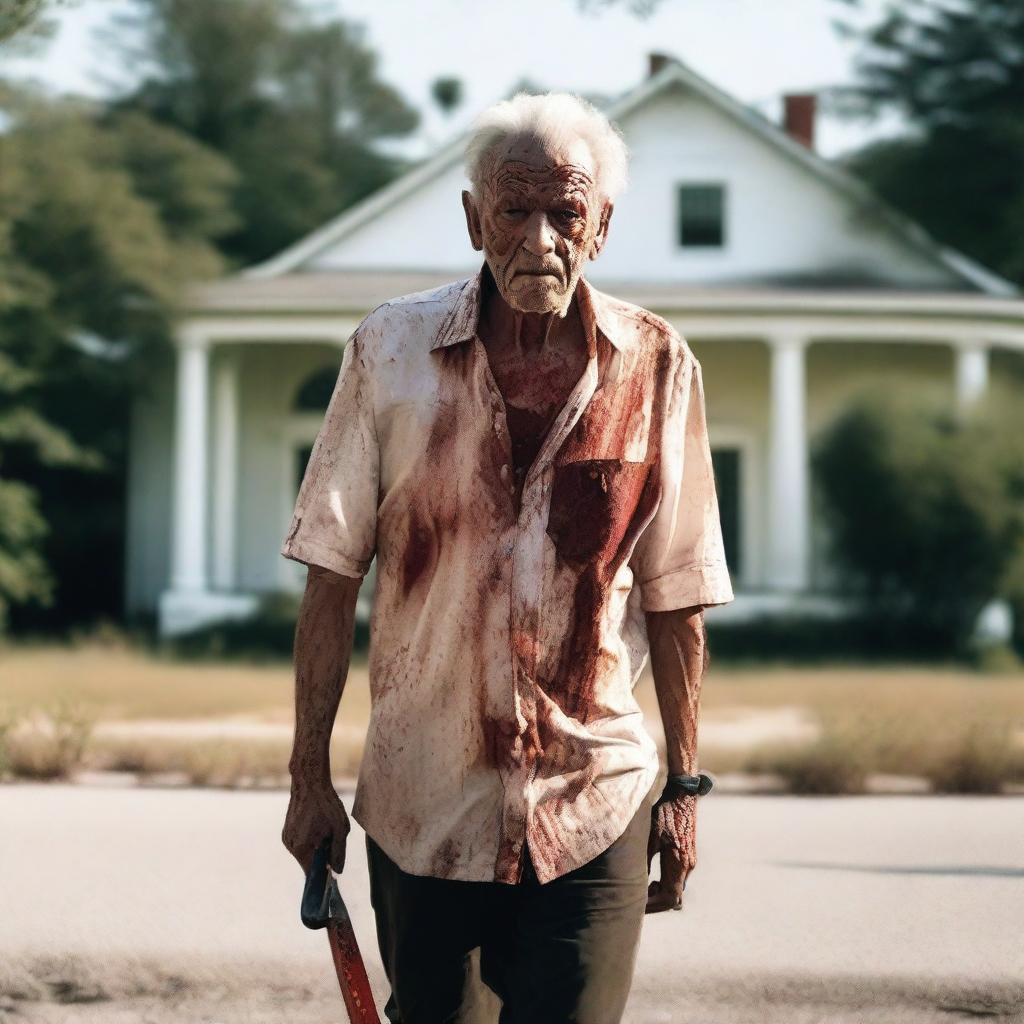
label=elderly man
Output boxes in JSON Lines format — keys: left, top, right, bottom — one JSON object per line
{"left": 281, "top": 91, "right": 734, "bottom": 1024}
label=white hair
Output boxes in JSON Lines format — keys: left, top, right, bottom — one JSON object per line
{"left": 464, "top": 91, "right": 629, "bottom": 204}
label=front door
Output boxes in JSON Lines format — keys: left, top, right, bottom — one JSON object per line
{"left": 710, "top": 447, "right": 741, "bottom": 580}
{"left": 295, "top": 443, "right": 314, "bottom": 493}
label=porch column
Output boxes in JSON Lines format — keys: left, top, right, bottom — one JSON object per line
{"left": 766, "top": 334, "right": 810, "bottom": 590}
{"left": 954, "top": 342, "right": 989, "bottom": 408}
{"left": 212, "top": 349, "right": 240, "bottom": 590}
{"left": 170, "top": 328, "right": 210, "bottom": 592}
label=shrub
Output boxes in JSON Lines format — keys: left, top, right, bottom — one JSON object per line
{"left": 812, "top": 387, "right": 1024, "bottom": 657}
{"left": 1005, "top": 547, "right": 1024, "bottom": 660}
{"left": 0, "top": 705, "right": 18, "bottom": 775}
{"left": 160, "top": 592, "right": 302, "bottom": 661}
{"left": 973, "top": 643, "right": 1022, "bottom": 675}
{"left": 160, "top": 590, "right": 371, "bottom": 661}
{"left": 705, "top": 614, "right": 962, "bottom": 664}
{"left": 924, "top": 720, "right": 1017, "bottom": 794}
{"left": 3, "top": 702, "right": 93, "bottom": 780}
{"left": 745, "top": 728, "right": 871, "bottom": 795}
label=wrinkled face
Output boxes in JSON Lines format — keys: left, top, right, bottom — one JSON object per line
{"left": 462, "top": 133, "right": 613, "bottom": 315}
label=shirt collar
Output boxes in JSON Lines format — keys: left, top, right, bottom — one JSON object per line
{"left": 430, "top": 261, "right": 633, "bottom": 354}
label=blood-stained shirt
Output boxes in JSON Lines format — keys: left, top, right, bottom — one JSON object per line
{"left": 280, "top": 262, "right": 735, "bottom": 885}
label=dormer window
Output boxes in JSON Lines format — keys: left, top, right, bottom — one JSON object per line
{"left": 677, "top": 183, "right": 726, "bottom": 248}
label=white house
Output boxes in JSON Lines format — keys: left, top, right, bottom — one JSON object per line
{"left": 126, "top": 55, "right": 1024, "bottom": 636}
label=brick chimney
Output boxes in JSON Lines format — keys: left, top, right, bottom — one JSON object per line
{"left": 783, "top": 93, "right": 816, "bottom": 150}
{"left": 648, "top": 53, "right": 674, "bottom": 78}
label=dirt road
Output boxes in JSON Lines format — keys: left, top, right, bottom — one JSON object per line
{"left": 1, "top": 785, "right": 1022, "bottom": 1022}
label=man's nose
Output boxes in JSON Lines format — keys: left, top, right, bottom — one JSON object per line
{"left": 521, "top": 211, "right": 557, "bottom": 256}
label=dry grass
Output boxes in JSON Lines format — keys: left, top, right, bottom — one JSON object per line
{"left": 2, "top": 641, "right": 1023, "bottom": 792}
{"left": 685, "top": 663, "right": 1024, "bottom": 723}
{"left": 5, "top": 640, "right": 1022, "bottom": 730}
{"left": 672, "top": 663, "right": 1024, "bottom": 793}
{"left": 0, "top": 639, "right": 369, "bottom": 722}
{"left": 87, "top": 734, "right": 364, "bottom": 788}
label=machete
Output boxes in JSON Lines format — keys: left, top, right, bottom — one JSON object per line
{"left": 301, "top": 834, "right": 382, "bottom": 1024}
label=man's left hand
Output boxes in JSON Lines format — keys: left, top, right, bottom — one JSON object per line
{"left": 645, "top": 792, "right": 696, "bottom": 913}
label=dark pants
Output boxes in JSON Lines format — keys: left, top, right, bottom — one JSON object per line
{"left": 366, "top": 787, "right": 655, "bottom": 1024}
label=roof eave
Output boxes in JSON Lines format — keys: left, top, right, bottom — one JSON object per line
{"left": 237, "top": 59, "right": 1019, "bottom": 298}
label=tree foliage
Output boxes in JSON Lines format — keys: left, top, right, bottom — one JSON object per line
{"left": 830, "top": 0, "right": 1024, "bottom": 284}
{"left": 0, "top": 1, "right": 420, "bottom": 630}
{"left": 0, "top": 80, "right": 237, "bottom": 629}
{"left": 102, "top": 0, "right": 420, "bottom": 266}
{"left": 812, "top": 384, "right": 1024, "bottom": 653}
{"left": 0, "top": 0, "right": 52, "bottom": 42}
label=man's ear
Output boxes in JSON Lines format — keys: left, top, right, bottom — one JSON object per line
{"left": 462, "top": 190, "right": 484, "bottom": 252}
{"left": 590, "top": 201, "right": 614, "bottom": 260}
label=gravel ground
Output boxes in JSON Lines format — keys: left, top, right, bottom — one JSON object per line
{"left": 1, "top": 785, "right": 1022, "bottom": 1023}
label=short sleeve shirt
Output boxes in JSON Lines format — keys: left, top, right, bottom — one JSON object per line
{"left": 281, "top": 263, "right": 734, "bottom": 884}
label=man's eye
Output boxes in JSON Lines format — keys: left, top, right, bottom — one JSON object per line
{"left": 556, "top": 209, "right": 581, "bottom": 221}
{"left": 503, "top": 208, "right": 526, "bottom": 217}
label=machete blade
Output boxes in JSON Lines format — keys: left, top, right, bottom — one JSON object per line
{"left": 301, "top": 836, "right": 382, "bottom": 1024}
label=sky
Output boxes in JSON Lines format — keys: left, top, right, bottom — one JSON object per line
{"left": 1, "top": 0, "right": 904, "bottom": 160}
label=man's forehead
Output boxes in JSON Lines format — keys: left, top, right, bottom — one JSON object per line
{"left": 485, "top": 133, "right": 597, "bottom": 191}
{"left": 491, "top": 162, "right": 594, "bottom": 194}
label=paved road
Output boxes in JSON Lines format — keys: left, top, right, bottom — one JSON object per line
{"left": 1, "top": 785, "right": 1022, "bottom": 1022}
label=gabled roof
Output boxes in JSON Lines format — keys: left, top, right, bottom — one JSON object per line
{"left": 242, "top": 58, "right": 1017, "bottom": 297}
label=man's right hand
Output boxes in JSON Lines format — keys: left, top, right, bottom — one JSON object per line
{"left": 282, "top": 779, "right": 351, "bottom": 874}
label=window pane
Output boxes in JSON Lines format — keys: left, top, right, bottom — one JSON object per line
{"left": 678, "top": 184, "right": 725, "bottom": 248}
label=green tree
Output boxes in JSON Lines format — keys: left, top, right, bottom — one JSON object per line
{"left": 812, "top": 384, "right": 1024, "bottom": 654}
{"left": 0, "top": 93, "right": 78, "bottom": 627}
{"left": 829, "top": 0, "right": 1024, "bottom": 285}
{"left": 103, "top": 0, "right": 420, "bottom": 265}
{"left": 1, "top": 0, "right": 57, "bottom": 42}
{"left": 0, "top": 81, "right": 238, "bottom": 629}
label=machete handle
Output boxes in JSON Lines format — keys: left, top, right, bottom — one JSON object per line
{"left": 301, "top": 834, "right": 333, "bottom": 930}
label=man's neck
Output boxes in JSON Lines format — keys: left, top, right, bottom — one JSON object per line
{"left": 479, "top": 265, "right": 579, "bottom": 356}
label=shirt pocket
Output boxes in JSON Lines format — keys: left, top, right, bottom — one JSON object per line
{"left": 546, "top": 458, "right": 654, "bottom": 566}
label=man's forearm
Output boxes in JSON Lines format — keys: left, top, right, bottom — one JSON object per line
{"left": 289, "top": 565, "right": 362, "bottom": 787}
{"left": 644, "top": 604, "right": 709, "bottom": 907}
{"left": 645, "top": 606, "right": 708, "bottom": 776}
